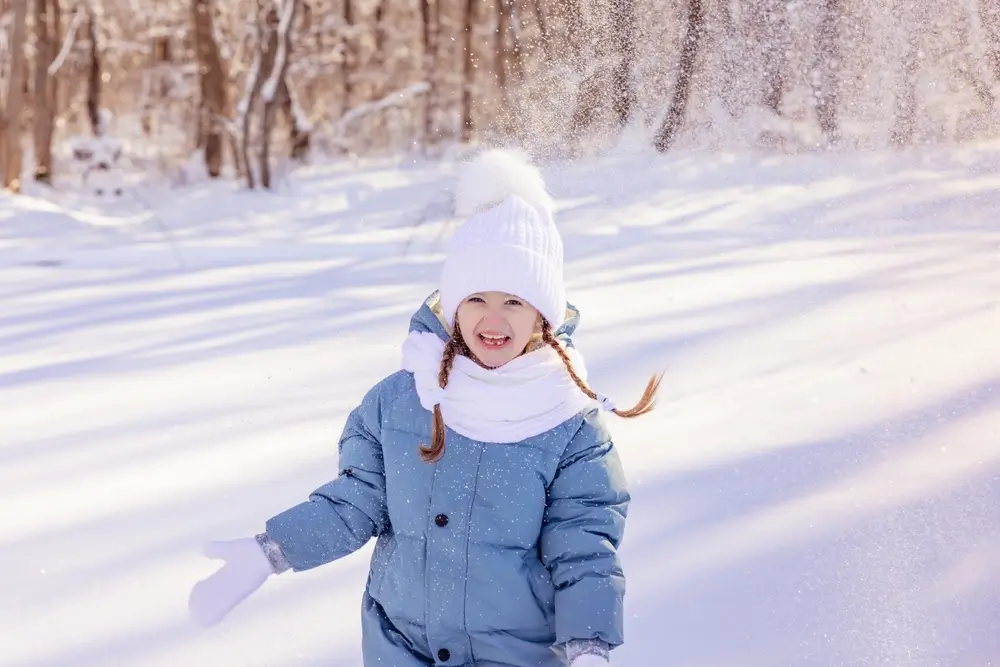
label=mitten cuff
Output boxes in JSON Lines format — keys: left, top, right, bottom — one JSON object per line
{"left": 255, "top": 532, "right": 292, "bottom": 574}
{"left": 564, "top": 638, "right": 610, "bottom": 665}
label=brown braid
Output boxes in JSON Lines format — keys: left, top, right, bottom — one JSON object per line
{"left": 541, "top": 320, "right": 662, "bottom": 418}
{"left": 419, "top": 319, "right": 660, "bottom": 462}
{"left": 418, "top": 328, "right": 465, "bottom": 462}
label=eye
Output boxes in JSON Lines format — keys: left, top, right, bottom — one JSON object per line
{"left": 466, "top": 296, "right": 485, "bottom": 303}
{"left": 505, "top": 299, "right": 523, "bottom": 306}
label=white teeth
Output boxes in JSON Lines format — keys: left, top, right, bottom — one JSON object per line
{"left": 479, "top": 333, "right": 509, "bottom": 347}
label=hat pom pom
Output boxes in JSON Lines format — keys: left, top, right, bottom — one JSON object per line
{"left": 453, "top": 149, "right": 554, "bottom": 221}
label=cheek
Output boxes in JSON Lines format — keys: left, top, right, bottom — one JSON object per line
{"left": 511, "top": 313, "right": 539, "bottom": 341}
{"left": 455, "top": 307, "right": 475, "bottom": 334}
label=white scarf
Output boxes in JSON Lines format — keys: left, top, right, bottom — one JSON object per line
{"left": 401, "top": 331, "right": 609, "bottom": 443}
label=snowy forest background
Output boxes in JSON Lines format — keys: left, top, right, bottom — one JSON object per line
{"left": 4, "top": 3, "right": 1000, "bottom": 666}
{"left": 1, "top": 0, "right": 1000, "bottom": 191}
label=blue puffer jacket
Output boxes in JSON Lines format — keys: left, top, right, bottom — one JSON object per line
{"left": 265, "top": 295, "right": 630, "bottom": 667}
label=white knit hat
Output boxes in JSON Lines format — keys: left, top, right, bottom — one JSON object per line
{"left": 439, "top": 149, "right": 567, "bottom": 330}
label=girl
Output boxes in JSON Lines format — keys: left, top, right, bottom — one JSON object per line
{"left": 188, "top": 149, "right": 661, "bottom": 667}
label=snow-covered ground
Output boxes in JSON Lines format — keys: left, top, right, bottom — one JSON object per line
{"left": 2, "top": 143, "right": 999, "bottom": 667}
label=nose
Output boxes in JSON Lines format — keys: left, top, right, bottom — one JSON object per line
{"left": 478, "top": 307, "right": 506, "bottom": 329}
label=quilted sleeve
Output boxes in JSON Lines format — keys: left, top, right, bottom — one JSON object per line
{"left": 540, "top": 410, "right": 630, "bottom": 648}
{"left": 264, "top": 380, "right": 392, "bottom": 572}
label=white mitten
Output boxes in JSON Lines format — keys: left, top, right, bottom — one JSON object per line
{"left": 570, "top": 655, "right": 610, "bottom": 667}
{"left": 188, "top": 537, "right": 276, "bottom": 627}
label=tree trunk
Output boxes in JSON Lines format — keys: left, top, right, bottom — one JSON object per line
{"left": 813, "top": 0, "right": 841, "bottom": 145}
{"left": 259, "top": 0, "right": 298, "bottom": 189}
{"left": 50, "top": 0, "right": 62, "bottom": 150}
{"left": 755, "top": 0, "right": 788, "bottom": 115}
{"left": 142, "top": 37, "right": 172, "bottom": 138}
{"left": 461, "top": 0, "right": 474, "bottom": 142}
{"left": 343, "top": 0, "right": 354, "bottom": 110}
{"left": 192, "top": 0, "right": 228, "bottom": 177}
{"left": 954, "top": 2, "right": 995, "bottom": 115}
{"left": 496, "top": 0, "right": 510, "bottom": 134}
{"left": 34, "top": 0, "right": 59, "bottom": 183}
{"left": 501, "top": 0, "right": 524, "bottom": 82}
{"left": 980, "top": 0, "right": 1000, "bottom": 82}
{"left": 568, "top": 72, "right": 603, "bottom": 140}
{"left": 531, "top": 0, "right": 548, "bottom": 57}
{"left": 279, "top": 79, "right": 311, "bottom": 160}
{"left": 544, "top": 0, "right": 581, "bottom": 62}
{"left": 494, "top": 0, "right": 524, "bottom": 136}
{"left": 890, "top": 26, "right": 920, "bottom": 147}
{"left": 610, "top": 0, "right": 636, "bottom": 127}
{"left": 566, "top": 0, "right": 600, "bottom": 140}
{"left": 497, "top": 0, "right": 509, "bottom": 95}
{"left": 654, "top": 0, "right": 705, "bottom": 152}
{"left": 85, "top": 8, "right": 101, "bottom": 136}
{"left": 419, "top": 0, "right": 436, "bottom": 143}
{"left": 373, "top": 0, "right": 385, "bottom": 56}
{"left": 239, "top": 2, "right": 277, "bottom": 189}
{"left": 3, "top": 0, "right": 30, "bottom": 191}
{"left": 511, "top": 2, "right": 525, "bottom": 79}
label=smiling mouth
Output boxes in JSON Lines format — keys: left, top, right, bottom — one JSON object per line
{"left": 478, "top": 333, "right": 511, "bottom": 349}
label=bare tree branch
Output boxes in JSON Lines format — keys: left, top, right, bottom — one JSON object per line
{"left": 48, "top": 1, "right": 85, "bottom": 77}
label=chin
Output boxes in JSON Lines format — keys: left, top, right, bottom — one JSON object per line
{"left": 477, "top": 353, "right": 514, "bottom": 369}
{"left": 469, "top": 344, "right": 518, "bottom": 369}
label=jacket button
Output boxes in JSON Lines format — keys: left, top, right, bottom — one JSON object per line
{"left": 434, "top": 513, "right": 449, "bottom": 527}
{"left": 437, "top": 648, "right": 450, "bottom": 662}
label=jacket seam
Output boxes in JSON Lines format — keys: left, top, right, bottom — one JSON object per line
{"left": 379, "top": 376, "right": 412, "bottom": 417}
{"left": 548, "top": 414, "right": 589, "bottom": 489}
{"left": 462, "top": 440, "right": 487, "bottom": 663}
{"left": 376, "top": 376, "right": 418, "bottom": 445}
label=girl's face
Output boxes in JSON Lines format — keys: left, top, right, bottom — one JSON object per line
{"left": 455, "top": 291, "right": 541, "bottom": 368}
